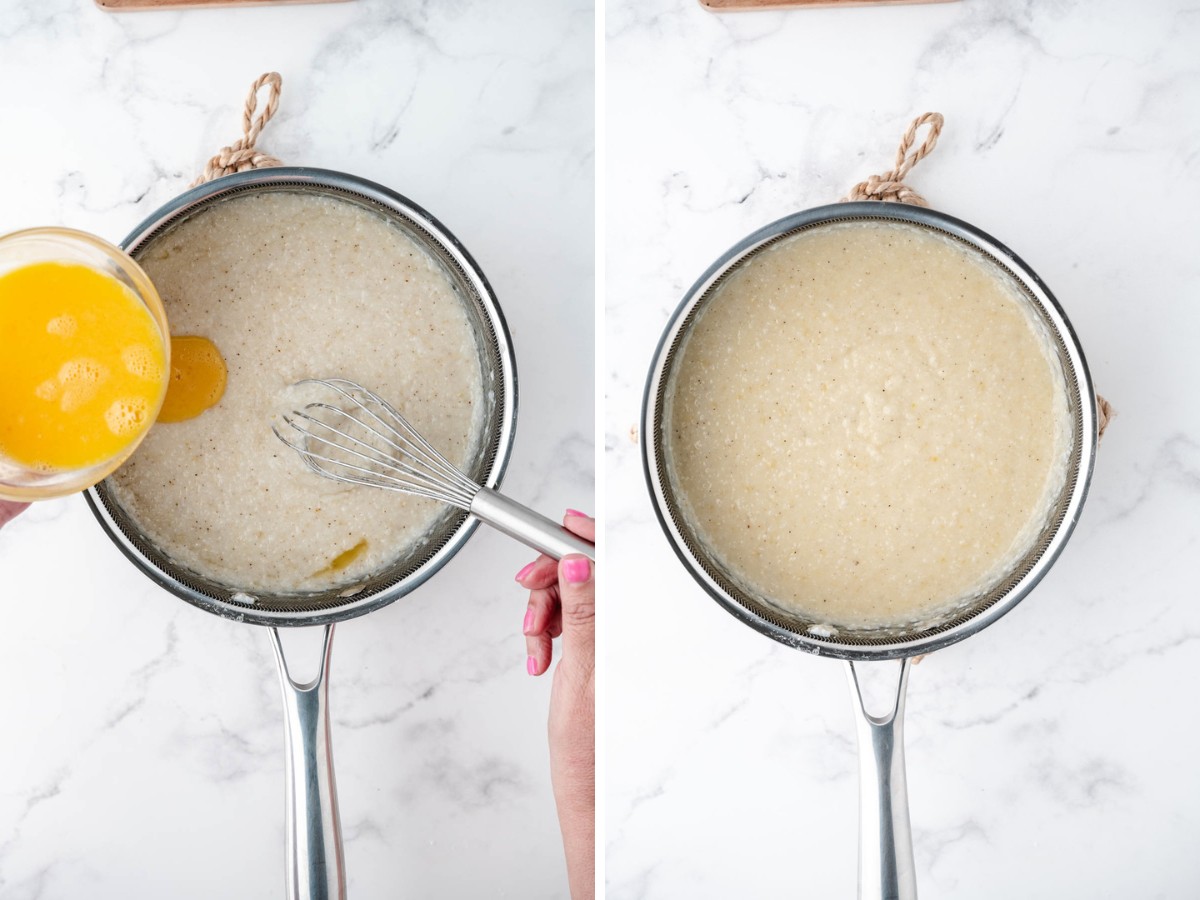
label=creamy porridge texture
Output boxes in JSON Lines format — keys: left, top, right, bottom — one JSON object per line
{"left": 666, "top": 220, "right": 1070, "bottom": 628}
{"left": 110, "top": 191, "right": 484, "bottom": 593}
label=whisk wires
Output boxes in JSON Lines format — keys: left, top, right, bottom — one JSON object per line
{"left": 272, "top": 378, "right": 479, "bottom": 510}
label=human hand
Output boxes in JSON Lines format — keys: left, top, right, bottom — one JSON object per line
{"left": 0, "top": 501, "right": 29, "bottom": 530}
{"left": 515, "top": 510, "right": 595, "bottom": 900}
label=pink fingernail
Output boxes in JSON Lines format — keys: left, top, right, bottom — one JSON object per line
{"left": 515, "top": 561, "right": 535, "bottom": 582}
{"left": 565, "top": 509, "right": 589, "bottom": 519}
{"left": 526, "top": 655, "right": 538, "bottom": 675}
{"left": 522, "top": 607, "right": 534, "bottom": 634}
{"left": 562, "top": 557, "right": 591, "bottom": 584}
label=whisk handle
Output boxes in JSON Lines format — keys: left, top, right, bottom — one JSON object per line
{"left": 470, "top": 488, "right": 596, "bottom": 561}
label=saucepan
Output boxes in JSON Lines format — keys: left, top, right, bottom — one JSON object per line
{"left": 85, "top": 167, "right": 518, "bottom": 899}
{"left": 642, "top": 201, "right": 1097, "bottom": 897}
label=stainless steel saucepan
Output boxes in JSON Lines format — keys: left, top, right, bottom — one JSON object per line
{"left": 86, "top": 168, "right": 518, "bottom": 900}
{"left": 642, "top": 201, "right": 1097, "bottom": 898}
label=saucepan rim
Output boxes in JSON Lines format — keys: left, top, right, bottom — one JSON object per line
{"left": 85, "top": 166, "right": 518, "bottom": 627}
{"left": 641, "top": 201, "right": 1097, "bottom": 661}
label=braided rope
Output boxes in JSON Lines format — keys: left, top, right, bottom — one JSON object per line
{"left": 841, "top": 112, "right": 943, "bottom": 206}
{"left": 192, "top": 72, "right": 284, "bottom": 186}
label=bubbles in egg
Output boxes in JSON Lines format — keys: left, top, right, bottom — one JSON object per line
{"left": 46, "top": 314, "right": 77, "bottom": 338}
{"left": 122, "top": 344, "right": 162, "bottom": 381}
{"left": 58, "top": 358, "right": 109, "bottom": 413}
{"left": 105, "top": 397, "right": 150, "bottom": 437}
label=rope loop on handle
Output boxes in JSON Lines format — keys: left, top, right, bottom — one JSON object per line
{"left": 841, "top": 112, "right": 943, "bottom": 207}
{"left": 192, "top": 72, "right": 285, "bottom": 186}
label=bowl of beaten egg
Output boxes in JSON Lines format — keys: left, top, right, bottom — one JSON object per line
{"left": 0, "top": 228, "right": 170, "bottom": 501}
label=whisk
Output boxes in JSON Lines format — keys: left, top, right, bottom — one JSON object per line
{"left": 272, "top": 378, "right": 594, "bottom": 561}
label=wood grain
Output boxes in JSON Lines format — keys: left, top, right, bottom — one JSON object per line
{"left": 97, "top": 0, "right": 349, "bottom": 10}
{"left": 702, "top": 0, "right": 956, "bottom": 9}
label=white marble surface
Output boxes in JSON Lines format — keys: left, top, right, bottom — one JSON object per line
{"left": 606, "top": 1, "right": 1199, "bottom": 897}
{"left": 0, "top": 1, "right": 593, "bottom": 897}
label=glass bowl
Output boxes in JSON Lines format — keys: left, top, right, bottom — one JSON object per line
{"left": 0, "top": 227, "right": 170, "bottom": 501}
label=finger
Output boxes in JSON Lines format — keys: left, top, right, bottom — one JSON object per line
{"left": 557, "top": 554, "right": 595, "bottom": 669}
{"left": 563, "top": 510, "right": 595, "bottom": 544}
{"left": 526, "top": 630, "right": 553, "bottom": 676}
{"left": 525, "top": 586, "right": 558, "bottom": 676}
{"left": 524, "top": 588, "right": 563, "bottom": 643}
{"left": 523, "top": 586, "right": 559, "bottom": 638}
{"left": 515, "top": 554, "right": 558, "bottom": 590}
{"left": 0, "top": 501, "right": 30, "bottom": 530}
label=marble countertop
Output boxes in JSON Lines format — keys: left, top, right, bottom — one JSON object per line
{"left": 0, "top": 1, "right": 593, "bottom": 897}
{"left": 605, "top": 1, "right": 1199, "bottom": 898}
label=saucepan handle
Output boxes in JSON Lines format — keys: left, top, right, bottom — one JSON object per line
{"left": 470, "top": 487, "right": 596, "bottom": 561}
{"left": 845, "top": 658, "right": 917, "bottom": 900}
{"left": 270, "top": 624, "right": 346, "bottom": 900}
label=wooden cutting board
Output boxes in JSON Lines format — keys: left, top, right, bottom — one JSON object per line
{"left": 97, "top": 0, "right": 349, "bottom": 10}
{"left": 702, "top": 0, "right": 956, "bottom": 8}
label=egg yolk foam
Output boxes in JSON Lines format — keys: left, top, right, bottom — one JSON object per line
{"left": 0, "top": 261, "right": 167, "bottom": 471}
